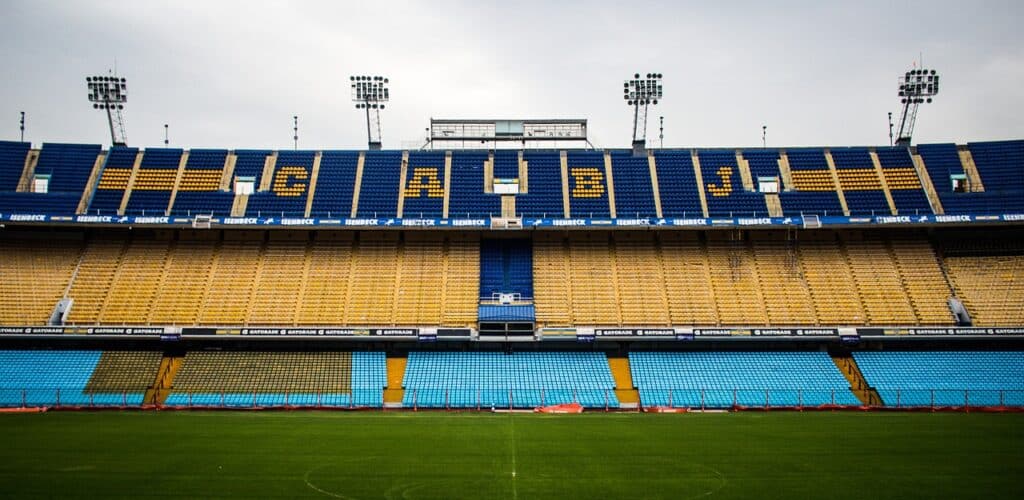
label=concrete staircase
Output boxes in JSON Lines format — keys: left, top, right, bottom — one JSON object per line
{"left": 383, "top": 356, "right": 407, "bottom": 408}
{"left": 830, "top": 353, "right": 881, "bottom": 406}
{"left": 608, "top": 357, "right": 640, "bottom": 409}
{"left": 145, "top": 355, "right": 184, "bottom": 406}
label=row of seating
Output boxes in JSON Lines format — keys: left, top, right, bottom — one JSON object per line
{"left": 532, "top": 232, "right": 957, "bottom": 327}
{"left": 401, "top": 351, "right": 618, "bottom": 408}
{"left": 630, "top": 351, "right": 860, "bottom": 407}
{"left": 7, "top": 141, "right": 1020, "bottom": 218}
{"left": 3, "top": 230, "right": 1018, "bottom": 327}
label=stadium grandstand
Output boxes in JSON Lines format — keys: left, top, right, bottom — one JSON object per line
{"left": 1, "top": 137, "right": 1023, "bottom": 411}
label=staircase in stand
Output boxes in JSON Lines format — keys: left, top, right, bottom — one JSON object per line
{"left": 145, "top": 355, "right": 184, "bottom": 405}
{"left": 383, "top": 356, "right": 407, "bottom": 408}
{"left": 830, "top": 352, "right": 881, "bottom": 406}
{"left": 608, "top": 357, "right": 639, "bottom": 409}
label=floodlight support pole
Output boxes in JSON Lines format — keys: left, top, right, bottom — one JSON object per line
{"left": 105, "top": 106, "right": 118, "bottom": 147}
{"left": 895, "top": 99, "right": 916, "bottom": 147}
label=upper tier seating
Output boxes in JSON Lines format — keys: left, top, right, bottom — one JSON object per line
{"left": 698, "top": 150, "right": 767, "bottom": 216}
{"left": 567, "top": 150, "right": 610, "bottom": 218}
{"left": 449, "top": 151, "right": 500, "bottom": 218}
{"left": 652, "top": 150, "right": 703, "bottom": 217}
{"left": 517, "top": 151, "right": 564, "bottom": 217}
{"left": 310, "top": 151, "right": 359, "bottom": 217}
{"left": 356, "top": 151, "right": 402, "bottom": 217}
{"left": 170, "top": 149, "right": 232, "bottom": 216}
{"left": 401, "top": 351, "right": 618, "bottom": 408}
{"left": 403, "top": 151, "right": 446, "bottom": 218}
{"left": 122, "top": 148, "right": 182, "bottom": 214}
{"left": 246, "top": 150, "right": 315, "bottom": 216}
{"left": 87, "top": 146, "right": 139, "bottom": 214}
{"left": 0, "top": 141, "right": 30, "bottom": 191}
{"left": 629, "top": 351, "right": 860, "bottom": 408}
{"left": 919, "top": 141, "right": 1024, "bottom": 214}
{"left": 610, "top": 151, "right": 657, "bottom": 218}
{"left": 164, "top": 351, "right": 385, "bottom": 407}
{"left": 854, "top": 351, "right": 1024, "bottom": 407}
{"left": 1, "top": 142, "right": 1019, "bottom": 218}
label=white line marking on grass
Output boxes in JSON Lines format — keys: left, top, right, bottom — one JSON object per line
{"left": 681, "top": 464, "right": 728, "bottom": 499}
{"left": 303, "top": 464, "right": 359, "bottom": 500}
{"left": 509, "top": 415, "right": 518, "bottom": 500}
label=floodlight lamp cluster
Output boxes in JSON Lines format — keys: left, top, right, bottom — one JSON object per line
{"left": 624, "top": 72, "right": 663, "bottom": 106}
{"left": 351, "top": 75, "right": 389, "bottom": 110}
{"left": 898, "top": 69, "right": 939, "bottom": 104}
{"left": 86, "top": 75, "right": 127, "bottom": 110}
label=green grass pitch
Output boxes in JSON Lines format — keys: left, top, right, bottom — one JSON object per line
{"left": 1, "top": 411, "right": 1022, "bottom": 499}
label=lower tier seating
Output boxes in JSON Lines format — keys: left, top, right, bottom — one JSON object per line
{"left": 164, "top": 351, "right": 385, "bottom": 407}
{"left": 853, "top": 351, "right": 1024, "bottom": 407}
{"left": 401, "top": 352, "right": 618, "bottom": 408}
{"left": 0, "top": 350, "right": 159, "bottom": 407}
{"left": 629, "top": 351, "right": 860, "bottom": 408}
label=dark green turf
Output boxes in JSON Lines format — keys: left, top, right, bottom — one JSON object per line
{"left": 0, "top": 411, "right": 1022, "bottom": 499}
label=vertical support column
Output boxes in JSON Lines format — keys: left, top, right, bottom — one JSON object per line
{"left": 350, "top": 152, "right": 365, "bottom": 218}
{"left": 218, "top": 152, "right": 236, "bottom": 191}
{"left": 604, "top": 151, "right": 617, "bottom": 219}
{"left": 648, "top": 153, "right": 663, "bottom": 218}
{"left": 396, "top": 151, "right": 410, "bottom": 219}
{"left": 258, "top": 152, "right": 278, "bottom": 192}
{"left": 303, "top": 151, "right": 322, "bottom": 218}
{"left": 911, "top": 151, "right": 944, "bottom": 215}
{"left": 690, "top": 150, "right": 709, "bottom": 218}
{"left": 16, "top": 149, "right": 39, "bottom": 192}
{"left": 735, "top": 150, "right": 755, "bottom": 191}
{"left": 166, "top": 151, "right": 190, "bottom": 216}
{"left": 484, "top": 151, "right": 494, "bottom": 194}
{"left": 442, "top": 151, "right": 452, "bottom": 219}
{"left": 518, "top": 150, "right": 528, "bottom": 193}
{"left": 776, "top": 150, "right": 795, "bottom": 191}
{"left": 958, "top": 148, "right": 985, "bottom": 192}
{"left": 560, "top": 150, "right": 570, "bottom": 218}
{"left": 117, "top": 150, "right": 145, "bottom": 215}
{"left": 77, "top": 151, "right": 107, "bottom": 214}
{"left": 869, "top": 149, "right": 898, "bottom": 215}
{"left": 824, "top": 149, "right": 850, "bottom": 216}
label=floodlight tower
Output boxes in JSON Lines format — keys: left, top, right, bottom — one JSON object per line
{"left": 894, "top": 68, "right": 939, "bottom": 146}
{"left": 624, "top": 72, "right": 663, "bottom": 155}
{"left": 86, "top": 73, "right": 128, "bottom": 146}
{"left": 351, "top": 75, "right": 389, "bottom": 150}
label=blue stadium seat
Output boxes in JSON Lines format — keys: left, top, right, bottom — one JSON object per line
{"left": 853, "top": 351, "right": 1024, "bottom": 407}
{"left": 356, "top": 151, "right": 402, "bottom": 217}
{"left": 310, "top": 151, "right": 359, "bottom": 217}
{"left": 0, "top": 351, "right": 143, "bottom": 407}
{"left": 652, "top": 150, "right": 703, "bottom": 217}
{"left": 0, "top": 140, "right": 30, "bottom": 191}
{"left": 402, "top": 352, "right": 618, "bottom": 409}
{"left": 480, "top": 239, "right": 533, "bottom": 298}
{"left": 449, "top": 151, "right": 500, "bottom": 218}
{"left": 123, "top": 148, "right": 183, "bottom": 215}
{"left": 517, "top": 151, "right": 565, "bottom": 217}
{"left": 610, "top": 151, "right": 657, "bottom": 218}
{"left": 403, "top": 151, "right": 446, "bottom": 218}
{"left": 629, "top": 351, "right": 859, "bottom": 408}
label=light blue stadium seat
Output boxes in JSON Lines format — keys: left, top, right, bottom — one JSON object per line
{"left": 402, "top": 352, "right": 618, "bottom": 409}
{"left": 629, "top": 351, "right": 859, "bottom": 408}
{"left": 853, "top": 351, "right": 1024, "bottom": 407}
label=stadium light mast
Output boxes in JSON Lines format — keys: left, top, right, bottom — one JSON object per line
{"left": 20, "top": 111, "right": 25, "bottom": 142}
{"left": 624, "top": 72, "right": 662, "bottom": 156}
{"left": 86, "top": 73, "right": 128, "bottom": 146}
{"left": 894, "top": 68, "right": 939, "bottom": 146}
{"left": 351, "top": 75, "right": 389, "bottom": 150}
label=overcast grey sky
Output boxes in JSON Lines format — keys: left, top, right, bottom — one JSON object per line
{"left": 1, "top": 0, "right": 1022, "bottom": 150}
